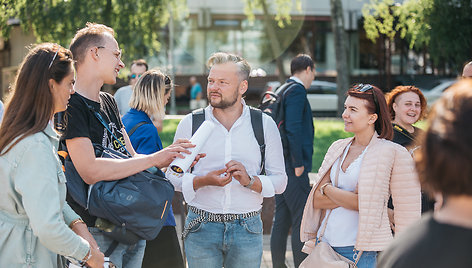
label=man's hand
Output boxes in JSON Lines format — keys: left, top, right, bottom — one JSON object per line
{"left": 225, "top": 160, "right": 250, "bottom": 186}
{"left": 193, "top": 168, "right": 232, "bottom": 190}
{"left": 152, "top": 138, "right": 194, "bottom": 168}
{"left": 295, "top": 166, "right": 304, "bottom": 177}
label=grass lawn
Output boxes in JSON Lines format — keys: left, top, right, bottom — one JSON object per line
{"left": 160, "top": 118, "right": 426, "bottom": 173}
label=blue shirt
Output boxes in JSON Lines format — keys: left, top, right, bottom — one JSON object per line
{"left": 190, "top": 83, "right": 202, "bottom": 100}
{"left": 122, "top": 109, "right": 176, "bottom": 226}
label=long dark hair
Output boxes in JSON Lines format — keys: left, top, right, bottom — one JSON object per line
{"left": 0, "top": 43, "right": 73, "bottom": 155}
{"left": 347, "top": 84, "right": 393, "bottom": 140}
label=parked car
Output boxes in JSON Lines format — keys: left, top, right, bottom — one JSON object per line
{"left": 422, "top": 79, "right": 457, "bottom": 107}
{"left": 264, "top": 80, "right": 339, "bottom": 115}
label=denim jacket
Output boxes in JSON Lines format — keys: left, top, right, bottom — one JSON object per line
{"left": 0, "top": 124, "right": 89, "bottom": 267}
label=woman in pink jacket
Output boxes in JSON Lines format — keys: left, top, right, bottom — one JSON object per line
{"left": 300, "top": 84, "right": 421, "bottom": 268}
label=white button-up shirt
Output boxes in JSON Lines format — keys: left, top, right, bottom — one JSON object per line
{"left": 167, "top": 101, "right": 287, "bottom": 214}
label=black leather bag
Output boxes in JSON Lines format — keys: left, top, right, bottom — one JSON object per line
{"left": 65, "top": 144, "right": 174, "bottom": 244}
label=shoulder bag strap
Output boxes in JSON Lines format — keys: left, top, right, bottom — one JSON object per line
{"left": 77, "top": 94, "right": 131, "bottom": 156}
{"left": 192, "top": 108, "right": 205, "bottom": 135}
{"left": 128, "top": 121, "right": 150, "bottom": 137}
{"left": 249, "top": 107, "right": 265, "bottom": 175}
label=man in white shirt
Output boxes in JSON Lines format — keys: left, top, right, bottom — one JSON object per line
{"left": 167, "top": 52, "right": 287, "bottom": 268}
{"left": 114, "top": 59, "right": 147, "bottom": 116}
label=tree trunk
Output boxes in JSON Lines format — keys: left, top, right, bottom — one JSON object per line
{"left": 330, "top": 0, "right": 350, "bottom": 117}
{"left": 260, "top": 0, "right": 286, "bottom": 82}
{"left": 386, "top": 38, "right": 392, "bottom": 91}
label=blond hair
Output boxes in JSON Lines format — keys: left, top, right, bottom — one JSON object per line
{"left": 207, "top": 52, "right": 251, "bottom": 81}
{"left": 129, "top": 69, "right": 172, "bottom": 121}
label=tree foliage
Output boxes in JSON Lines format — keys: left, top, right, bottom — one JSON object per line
{"left": 242, "top": 0, "right": 301, "bottom": 28}
{"left": 363, "top": 0, "right": 472, "bottom": 71}
{"left": 0, "top": 0, "right": 187, "bottom": 63}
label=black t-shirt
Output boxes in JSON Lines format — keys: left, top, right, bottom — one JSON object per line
{"left": 378, "top": 213, "right": 472, "bottom": 268}
{"left": 63, "top": 92, "right": 126, "bottom": 226}
{"left": 392, "top": 123, "right": 422, "bottom": 149}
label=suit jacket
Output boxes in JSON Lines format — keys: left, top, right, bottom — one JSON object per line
{"left": 283, "top": 79, "right": 315, "bottom": 171}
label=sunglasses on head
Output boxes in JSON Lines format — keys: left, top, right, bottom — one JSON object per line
{"left": 129, "top": 73, "right": 142, "bottom": 79}
{"left": 355, "top": 83, "right": 379, "bottom": 114}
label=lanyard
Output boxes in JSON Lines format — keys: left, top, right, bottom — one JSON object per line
{"left": 78, "top": 94, "right": 131, "bottom": 156}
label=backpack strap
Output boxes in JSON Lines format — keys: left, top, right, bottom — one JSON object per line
{"left": 249, "top": 107, "right": 266, "bottom": 175}
{"left": 128, "top": 121, "right": 150, "bottom": 137}
{"left": 192, "top": 107, "right": 266, "bottom": 175}
{"left": 191, "top": 108, "right": 205, "bottom": 135}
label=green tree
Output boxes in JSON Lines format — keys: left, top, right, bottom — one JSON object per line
{"left": 0, "top": 0, "right": 187, "bottom": 63}
{"left": 362, "top": 0, "right": 398, "bottom": 89}
{"left": 428, "top": 0, "right": 472, "bottom": 72}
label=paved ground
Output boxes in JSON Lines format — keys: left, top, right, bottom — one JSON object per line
{"left": 174, "top": 214, "right": 295, "bottom": 268}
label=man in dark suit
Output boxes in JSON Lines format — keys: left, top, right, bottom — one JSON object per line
{"left": 270, "top": 54, "right": 315, "bottom": 268}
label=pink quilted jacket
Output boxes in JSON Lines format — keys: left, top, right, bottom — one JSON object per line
{"left": 300, "top": 133, "right": 421, "bottom": 252}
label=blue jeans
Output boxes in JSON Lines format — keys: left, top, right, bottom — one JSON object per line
{"left": 88, "top": 227, "right": 146, "bottom": 268}
{"left": 184, "top": 210, "right": 263, "bottom": 268}
{"left": 332, "top": 246, "right": 377, "bottom": 268}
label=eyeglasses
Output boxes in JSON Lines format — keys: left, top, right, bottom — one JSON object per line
{"left": 97, "top": 46, "right": 122, "bottom": 60}
{"left": 48, "top": 50, "right": 59, "bottom": 69}
{"left": 355, "top": 83, "right": 379, "bottom": 114}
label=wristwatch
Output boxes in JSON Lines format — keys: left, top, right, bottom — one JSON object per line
{"left": 244, "top": 175, "right": 256, "bottom": 188}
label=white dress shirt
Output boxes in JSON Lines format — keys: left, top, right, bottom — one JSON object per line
{"left": 167, "top": 101, "right": 287, "bottom": 214}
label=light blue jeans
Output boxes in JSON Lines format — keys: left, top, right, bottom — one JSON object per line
{"left": 183, "top": 210, "right": 263, "bottom": 268}
{"left": 333, "top": 246, "right": 377, "bottom": 268}
{"left": 88, "top": 227, "right": 146, "bottom": 268}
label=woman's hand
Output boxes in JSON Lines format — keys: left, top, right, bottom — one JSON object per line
{"left": 152, "top": 138, "right": 194, "bottom": 168}
{"left": 70, "top": 221, "right": 104, "bottom": 268}
{"left": 86, "top": 246, "right": 105, "bottom": 268}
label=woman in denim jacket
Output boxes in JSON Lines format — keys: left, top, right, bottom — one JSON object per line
{"left": 0, "top": 43, "right": 103, "bottom": 267}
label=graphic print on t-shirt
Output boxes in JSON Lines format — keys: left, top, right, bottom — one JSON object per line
{"left": 101, "top": 121, "right": 127, "bottom": 154}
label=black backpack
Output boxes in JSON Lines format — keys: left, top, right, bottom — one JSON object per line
{"left": 258, "top": 81, "right": 296, "bottom": 129}
{"left": 192, "top": 107, "right": 266, "bottom": 175}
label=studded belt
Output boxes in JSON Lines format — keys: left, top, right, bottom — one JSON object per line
{"left": 182, "top": 206, "right": 261, "bottom": 239}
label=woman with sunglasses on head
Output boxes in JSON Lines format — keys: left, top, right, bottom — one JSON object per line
{"left": 299, "top": 84, "right": 421, "bottom": 268}
{"left": 121, "top": 69, "right": 184, "bottom": 268}
{"left": 0, "top": 43, "right": 103, "bottom": 267}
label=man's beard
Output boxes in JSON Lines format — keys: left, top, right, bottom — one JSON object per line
{"left": 208, "top": 87, "right": 239, "bottom": 109}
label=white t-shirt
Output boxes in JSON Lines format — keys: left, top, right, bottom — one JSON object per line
{"left": 317, "top": 142, "right": 367, "bottom": 247}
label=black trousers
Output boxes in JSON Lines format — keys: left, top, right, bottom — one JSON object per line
{"left": 141, "top": 226, "right": 184, "bottom": 268}
{"left": 270, "top": 167, "right": 311, "bottom": 268}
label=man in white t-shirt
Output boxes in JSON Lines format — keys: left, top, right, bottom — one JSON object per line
{"left": 114, "top": 59, "right": 147, "bottom": 116}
